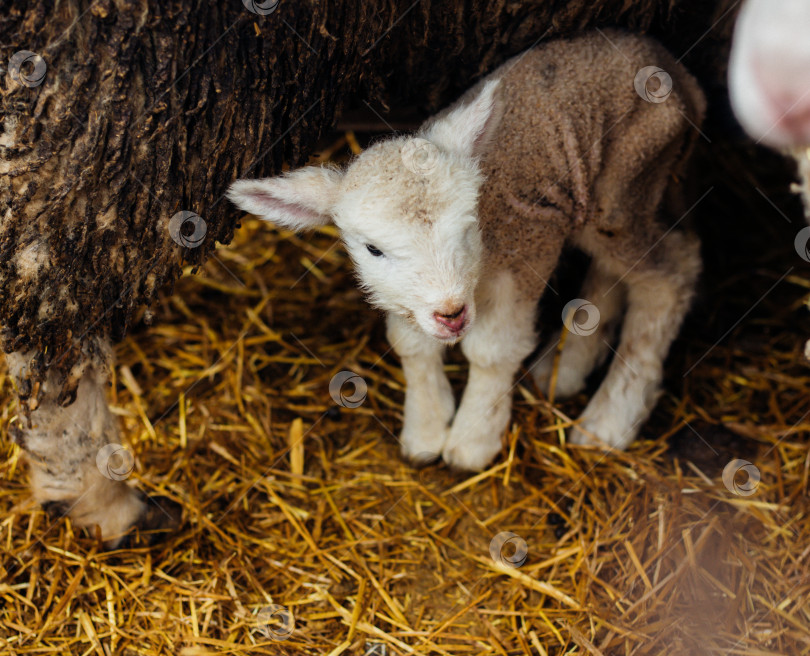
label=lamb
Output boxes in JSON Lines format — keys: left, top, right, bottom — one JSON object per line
{"left": 728, "top": 0, "right": 810, "bottom": 220}
{"left": 229, "top": 30, "right": 706, "bottom": 471}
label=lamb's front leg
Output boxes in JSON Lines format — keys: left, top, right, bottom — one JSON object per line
{"left": 442, "top": 272, "right": 538, "bottom": 471}
{"left": 387, "top": 314, "right": 455, "bottom": 464}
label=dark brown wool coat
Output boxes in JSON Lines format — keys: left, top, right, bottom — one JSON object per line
{"left": 1, "top": 0, "right": 737, "bottom": 411}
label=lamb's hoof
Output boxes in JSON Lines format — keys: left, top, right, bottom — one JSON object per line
{"left": 113, "top": 495, "right": 183, "bottom": 549}
{"left": 568, "top": 425, "right": 606, "bottom": 448}
{"left": 400, "top": 426, "right": 450, "bottom": 467}
{"left": 406, "top": 450, "right": 442, "bottom": 467}
{"left": 442, "top": 440, "right": 501, "bottom": 472}
{"left": 568, "top": 419, "right": 631, "bottom": 451}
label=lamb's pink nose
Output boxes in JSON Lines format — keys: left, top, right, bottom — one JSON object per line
{"left": 434, "top": 305, "right": 467, "bottom": 333}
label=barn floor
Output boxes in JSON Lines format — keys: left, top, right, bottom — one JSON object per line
{"left": 3, "top": 133, "right": 810, "bottom": 655}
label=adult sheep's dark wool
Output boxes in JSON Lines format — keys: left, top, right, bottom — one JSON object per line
{"left": 2, "top": 0, "right": 739, "bottom": 545}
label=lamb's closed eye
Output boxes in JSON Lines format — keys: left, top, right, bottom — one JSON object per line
{"left": 366, "top": 244, "right": 384, "bottom": 257}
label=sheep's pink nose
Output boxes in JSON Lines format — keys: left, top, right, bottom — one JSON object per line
{"left": 774, "top": 96, "right": 810, "bottom": 142}
{"left": 434, "top": 305, "right": 467, "bottom": 333}
{"left": 756, "top": 63, "right": 810, "bottom": 143}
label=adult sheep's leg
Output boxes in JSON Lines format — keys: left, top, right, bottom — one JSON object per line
{"left": 442, "top": 271, "right": 538, "bottom": 471}
{"left": 531, "top": 262, "right": 626, "bottom": 398}
{"left": 571, "top": 229, "right": 701, "bottom": 450}
{"left": 6, "top": 344, "right": 181, "bottom": 548}
{"left": 388, "top": 314, "right": 456, "bottom": 465}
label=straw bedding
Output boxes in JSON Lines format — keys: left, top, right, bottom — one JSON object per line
{"left": 2, "top": 130, "right": 810, "bottom": 654}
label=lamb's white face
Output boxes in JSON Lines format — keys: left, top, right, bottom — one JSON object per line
{"left": 333, "top": 139, "right": 483, "bottom": 341}
{"left": 227, "top": 79, "right": 502, "bottom": 343}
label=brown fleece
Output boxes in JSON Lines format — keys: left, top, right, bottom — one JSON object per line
{"left": 468, "top": 30, "right": 706, "bottom": 289}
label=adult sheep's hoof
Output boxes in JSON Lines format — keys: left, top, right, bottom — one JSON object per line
{"left": 112, "top": 495, "right": 183, "bottom": 550}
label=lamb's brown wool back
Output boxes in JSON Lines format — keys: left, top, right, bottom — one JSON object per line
{"left": 477, "top": 31, "right": 706, "bottom": 284}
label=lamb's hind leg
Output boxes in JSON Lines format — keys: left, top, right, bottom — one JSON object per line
{"left": 571, "top": 230, "right": 701, "bottom": 450}
{"left": 530, "top": 261, "right": 626, "bottom": 398}
{"left": 6, "top": 342, "right": 181, "bottom": 548}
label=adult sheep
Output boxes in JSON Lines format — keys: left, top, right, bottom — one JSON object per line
{"left": 728, "top": 0, "right": 810, "bottom": 219}
{"left": 729, "top": 0, "right": 810, "bottom": 364}
{"left": 1, "top": 0, "right": 738, "bottom": 547}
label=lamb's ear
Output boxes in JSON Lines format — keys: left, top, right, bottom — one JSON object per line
{"left": 227, "top": 166, "right": 342, "bottom": 231}
{"left": 420, "top": 79, "right": 503, "bottom": 159}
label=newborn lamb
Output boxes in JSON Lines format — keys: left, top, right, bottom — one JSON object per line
{"left": 229, "top": 30, "right": 706, "bottom": 471}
